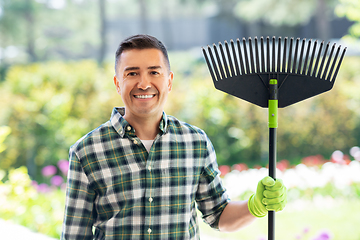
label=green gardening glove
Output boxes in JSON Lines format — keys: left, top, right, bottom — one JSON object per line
{"left": 248, "top": 176, "right": 287, "bottom": 217}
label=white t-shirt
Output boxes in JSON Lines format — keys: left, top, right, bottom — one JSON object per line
{"left": 140, "top": 139, "right": 154, "bottom": 153}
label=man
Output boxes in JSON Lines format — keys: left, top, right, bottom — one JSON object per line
{"left": 61, "top": 34, "right": 287, "bottom": 239}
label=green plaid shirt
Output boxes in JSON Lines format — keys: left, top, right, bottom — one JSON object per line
{"left": 61, "top": 107, "right": 229, "bottom": 240}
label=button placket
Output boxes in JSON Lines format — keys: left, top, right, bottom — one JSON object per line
{"left": 144, "top": 157, "right": 154, "bottom": 237}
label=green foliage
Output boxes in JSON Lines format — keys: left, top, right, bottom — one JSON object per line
{"left": 336, "top": 0, "right": 360, "bottom": 37}
{"left": 1, "top": 55, "right": 360, "bottom": 178}
{"left": 0, "top": 60, "right": 120, "bottom": 179}
{"left": 0, "top": 166, "right": 65, "bottom": 238}
{"left": 0, "top": 126, "right": 11, "bottom": 153}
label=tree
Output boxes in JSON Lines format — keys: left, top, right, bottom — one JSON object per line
{"left": 0, "top": 0, "right": 100, "bottom": 64}
{"left": 0, "top": 0, "right": 43, "bottom": 62}
{"left": 138, "top": 0, "right": 148, "bottom": 33}
{"left": 336, "top": 0, "right": 360, "bottom": 38}
{"left": 98, "top": 0, "right": 107, "bottom": 66}
{"left": 233, "top": 0, "right": 338, "bottom": 40}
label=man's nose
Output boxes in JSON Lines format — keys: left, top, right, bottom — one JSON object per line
{"left": 137, "top": 74, "right": 151, "bottom": 90}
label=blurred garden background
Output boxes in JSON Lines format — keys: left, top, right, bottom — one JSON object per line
{"left": 1, "top": 0, "right": 360, "bottom": 239}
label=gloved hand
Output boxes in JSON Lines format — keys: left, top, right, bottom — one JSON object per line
{"left": 248, "top": 176, "right": 287, "bottom": 217}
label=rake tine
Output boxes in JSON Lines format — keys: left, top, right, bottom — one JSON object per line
{"left": 307, "top": 40, "right": 317, "bottom": 76}
{"left": 202, "top": 47, "right": 217, "bottom": 81}
{"left": 237, "top": 38, "right": 246, "bottom": 75}
{"left": 272, "top": 36, "right": 276, "bottom": 72}
{"left": 317, "top": 41, "right": 330, "bottom": 79}
{"left": 297, "top": 39, "right": 306, "bottom": 74}
{"left": 287, "top": 38, "right": 294, "bottom": 73}
{"left": 331, "top": 47, "right": 346, "bottom": 82}
{"left": 292, "top": 38, "right": 300, "bottom": 73}
{"left": 255, "top": 37, "right": 260, "bottom": 73}
{"left": 267, "top": 37, "right": 270, "bottom": 72}
{"left": 213, "top": 43, "right": 226, "bottom": 79}
{"left": 219, "top": 42, "right": 231, "bottom": 78}
{"left": 243, "top": 38, "right": 251, "bottom": 74}
{"left": 312, "top": 41, "right": 324, "bottom": 77}
{"left": 326, "top": 45, "right": 341, "bottom": 81}
{"left": 249, "top": 37, "right": 255, "bottom": 73}
{"left": 231, "top": 40, "right": 240, "bottom": 76}
{"left": 207, "top": 45, "right": 221, "bottom": 81}
{"left": 261, "top": 37, "right": 265, "bottom": 73}
{"left": 282, "top": 37, "right": 287, "bottom": 72}
{"left": 322, "top": 43, "right": 336, "bottom": 80}
{"left": 225, "top": 41, "right": 235, "bottom": 77}
{"left": 277, "top": 37, "right": 281, "bottom": 72}
{"left": 302, "top": 39, "right": 312, "bottom": 75}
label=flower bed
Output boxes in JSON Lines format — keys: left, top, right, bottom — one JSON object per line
{"left": 219, "top": 149, "right": 360, "bottom": 201}
{"left": 0, "top": 149, "right": 359, "bottom": 239}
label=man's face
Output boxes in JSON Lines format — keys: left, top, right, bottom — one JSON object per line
{"left": 114, "top": 48, "right": 173, "bottom": 122}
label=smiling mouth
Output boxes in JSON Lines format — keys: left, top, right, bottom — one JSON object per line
{"left": 134, "top": 94, "right": 155, "bottom": 99}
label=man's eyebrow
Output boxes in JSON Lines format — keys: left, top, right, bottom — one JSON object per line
{"left": 124, "top": 66, "right": 162, "bottom": 71}
{"left": 124, "top": 66, "right": 140, "bottom": 71}
{"left": 148, "top": 66, "right": 162, "bottom": 70}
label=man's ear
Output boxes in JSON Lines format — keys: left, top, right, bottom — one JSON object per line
{"left": 168, "top": 71, "right": 174, "bottom": 92}
{"left": 113, "top": 75, "right": 121, "bottom": 95}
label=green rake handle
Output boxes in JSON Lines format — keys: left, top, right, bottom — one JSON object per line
{"left": 268, "top": 79, "right": 278, "bottom": 240}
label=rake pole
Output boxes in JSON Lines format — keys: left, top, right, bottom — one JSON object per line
{"left": 268, "top": 79, "right": 278, "bottom": 240}
{"left": 202, "top": 36, "right": 347, "bottom": 240}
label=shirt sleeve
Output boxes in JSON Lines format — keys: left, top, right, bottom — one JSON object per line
{"left": 61, "top": 149, "right": 97, "bottom": 240}
{"left": 196, "top": 136, "right": 230, "bottom": 230}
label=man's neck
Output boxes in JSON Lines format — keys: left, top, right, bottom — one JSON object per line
{"left": 124, "top": 114, "right": 161, "bottom": 140}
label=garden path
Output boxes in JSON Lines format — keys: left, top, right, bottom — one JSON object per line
{"left": 0, "top": 219, "right": 57, "bottom": 240}
{"left": 0, "top": 218, "right": 223, "bottom": 240}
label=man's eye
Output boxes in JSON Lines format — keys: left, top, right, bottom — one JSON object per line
{"left": 150, "top": 71, "right": 159, "bottom": 75}
{"left": 128, "top": 72, "right": 137, "bottom": 76}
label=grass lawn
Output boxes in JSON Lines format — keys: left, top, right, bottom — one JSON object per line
{"left": 199, "top": 198, "right": 360, "bottom": 240}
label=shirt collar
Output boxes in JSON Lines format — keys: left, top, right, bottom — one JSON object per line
{"left": 110, "top": 107, "right": 168, "bottom": 137}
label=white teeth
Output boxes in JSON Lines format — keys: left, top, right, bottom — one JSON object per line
{"left": 134, "top": 95, "right": 154, "bottom": 99}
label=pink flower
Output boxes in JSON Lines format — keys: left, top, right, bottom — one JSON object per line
{"left": 218, "top": 165, "right": 231, "bottom": 177}
{"left": 232, "top": 163, "right": 248, "bottom": 172}
{"left": 51, "top": 175, "right": 64, "bottom": 186}
{"left": 277, "top": 159, "right": 290, "bottom": 171}
{"left": 58, "top": 159, "right": 69, "bottom": 175}
{"left": 302, "top": 155, "right": 326, "bottom": 166}
{"left": 37, "top": 183, "right": 51, "bottom": 193}
{"left": 41, "top": 165, "right": 57, "bottom": 177}
{"left": 31, "top": 180, "right": 38, "bottom": 189}
{"left": 312, "top": 230, "right": 332, "bottom": 240}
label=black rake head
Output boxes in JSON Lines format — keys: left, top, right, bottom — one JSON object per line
{"left": 202, "top": 36, "right": 347, "bottom": 108}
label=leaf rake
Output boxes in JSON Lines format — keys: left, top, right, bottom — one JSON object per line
{"left": 202, "top": 36, "right": 346, "bottom": 240}
{"left": 202, "top": 36, "right": 346, "bottom": 108}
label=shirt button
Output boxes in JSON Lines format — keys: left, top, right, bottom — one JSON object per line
{"left": 149, "top": 197, "right": 153, "bottom": 203}
{"left": 126, "top": 126, "right": 132, "bottom": 131}
{"left": 147, "top": 228, "right": 152, "bottom": 234}
{"left": 133, "top": 139, "right": 138, "bottom": 144}
{"left": 147, "top": 166, "right": 151, "bottom": 171}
